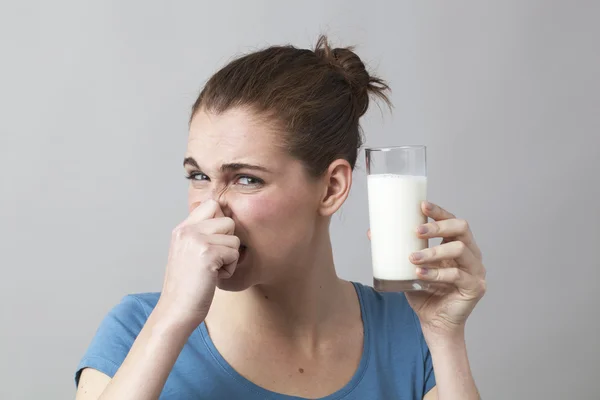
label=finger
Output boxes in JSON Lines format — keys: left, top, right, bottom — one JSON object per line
{"left": 206, "top": 244, "right": 239, "bottom": 269}
{"left": 417, "top": 219, "right": 478, "bottom": 254}
{"left": 410, "top": 241, "right": 482, "bottom": 275}
{"left": 196, "top": 217, "right": 235, "bottom": 235}
{"left": 206, "top": 234, "right": 241, "bottom": 250}
{"left": 212, "top": 245, "right": 239, "bottom": 279}
{"left": 416, "top": 266, "right": 485, "bottom": 296}
{"left": 419, "top": 203, "right": 483, "bottom": 260}
{"left": 367, "top": 229, "right": 371, "bottom": 240}
{"left": 218, "top": 262, "right": 238, "bottom": 279}
{"left": 184, "top": 199, "right": 225, "bottom": 226}
{"left": 421, "top": 201, "right": 455, "bottom": 221}
{"left": 417, "top": 218, "right": 471, "bottom": 239}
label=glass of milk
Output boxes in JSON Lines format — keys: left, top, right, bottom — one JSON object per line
{"left": 365, "top": 145, "right": 429, "bottom": 292}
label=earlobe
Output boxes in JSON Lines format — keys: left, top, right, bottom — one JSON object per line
{"left": 318, "top": 160, "right": 353, "bottom": 217}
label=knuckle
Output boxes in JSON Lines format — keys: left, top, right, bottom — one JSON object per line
{"left": 454, "top": 241, "right": 467, "bottom": 255}
{"left": 223, "top": 217, "right": 236, "bottom": 232}
{"left": 433, "top": 268, "right": 443, "bottom": 282}
{"left": 450, "top": 268, "right": 461, "bottom": 281}
{"left": 200, "top": 245, "right": 218, "bottom": 261}
{"left": 205, "top": 246, "right": 217, "bottom": 257}
{"left": 478, "top": 279, "right": 487, "bottom": 296}
{"left": 429, "top": 247, "right": 437, "bottom": 258}
{"left": 457, "top": 218, "right": 469, "bottom": 232}
{"left": 475, "top": 248, "right": 483, "bottom": 261}
{"left": 172, "top": 224, "right": 189, "bottom": 239}
{"left": 171, "top": 227, "right": 182, "bottom": 238}
{"left": 196, "top": 237, "right": 210, "bottom": 253}
{"left": 429, "top": 221, "right": 440, "bottom": 233}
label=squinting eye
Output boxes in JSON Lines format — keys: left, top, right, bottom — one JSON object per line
{"left": 237, "top": 176, "right": 263, "bottom": 186}
{"left": 238, "top": 176, "right": 256, "bottom": 185}
{"left": 185, "top": 172, "right": 208, "bottom": 181}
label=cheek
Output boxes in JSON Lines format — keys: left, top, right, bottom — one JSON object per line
{"left": 233, "top": 194, "right": 281, "bottom": 224}
{"left": 187, "top": 186, "right": 202, "bottom": 213}
{"left": 233, "top": 191, "right": 313, "bottom": 229}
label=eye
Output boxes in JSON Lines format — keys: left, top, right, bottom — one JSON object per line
{"left": 237, "top": 175, "right": 264, "bottom": 186}
{"left": 185, "top": 172, "right": 208, "bottom": 181}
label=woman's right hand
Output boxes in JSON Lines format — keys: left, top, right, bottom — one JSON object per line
{"left": 158, "top": 199, "right": 240, "bottom": 326}
{"left": 77, "top": 200, "right": 239, "bottom": 400}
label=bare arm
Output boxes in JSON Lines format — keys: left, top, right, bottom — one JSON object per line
{"left": 76, "top": 200, "right": 240, "bottom": 400}
{"left": 423, "top": 386, "right": 438, "bottom": 400}
{"left": 400, "top": 201, "right": 485, "bottom": 400}
{"left": 76, "top": 303, "right": 198, "bottom": 400}
{"left": 423, "top": 332, "right": 480, "bottom": 400}
{"left": 76, "top": 369, "right": 111, "bottom": 400}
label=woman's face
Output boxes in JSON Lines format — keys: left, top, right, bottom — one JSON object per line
{"left": 185, "top": 108, "right": 325, "bottom": 291}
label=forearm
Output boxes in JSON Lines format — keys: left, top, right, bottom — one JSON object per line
{"left": 425, "top": 331, "right": 480, "bottom": 400}
{"left": 99, "top": 302, "right": 199, "bottom": 400}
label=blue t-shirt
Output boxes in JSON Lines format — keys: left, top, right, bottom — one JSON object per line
{"left": 75, "top": 282, "right": 436, "bottom": 399}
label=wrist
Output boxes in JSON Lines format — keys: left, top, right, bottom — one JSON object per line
{"left": 421, "top": 324, "right": 467, "bottom": 350}
{"left": 421, "top": 325, "right": 480, "bottom": 399}
{"left": 153, "top": 299, "right": 205, "bottom": 334}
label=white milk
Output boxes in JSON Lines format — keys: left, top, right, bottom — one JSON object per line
{"left": 367, "top": 174, "right": 427, "bottom": 281}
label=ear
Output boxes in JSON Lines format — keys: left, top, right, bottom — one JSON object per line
{"left": 318, "top": 159, "right": 353, "bottom": 217}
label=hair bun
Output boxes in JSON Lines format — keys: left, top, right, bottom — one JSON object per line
{"left": 314, "top": 35, "right": 390, "bottom": 117}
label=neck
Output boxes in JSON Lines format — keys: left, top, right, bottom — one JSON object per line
{"left": 206, "top": 231, "right": 355, "bottom": 342}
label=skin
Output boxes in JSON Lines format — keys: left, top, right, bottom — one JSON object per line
{"left": 76, "top": 107, "right": 485, "bottom": 400}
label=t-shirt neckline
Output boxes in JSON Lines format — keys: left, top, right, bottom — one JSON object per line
{"left": 197, "top": 281, "right": 371, "bottom": 400}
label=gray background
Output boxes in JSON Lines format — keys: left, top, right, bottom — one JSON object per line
{"left": 1, "top": 1, "right": 598, "bottom": 399}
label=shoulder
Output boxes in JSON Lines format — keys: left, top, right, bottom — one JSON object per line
{"left": 75, "top": 293, "right": 161, "bottom": 384}
{"left": 86, "top": 292, "right": 161, "bottom": 344}
{"left": 352, "top": 282, "right": 436, "bottom": 394}
{"left": 353, "top": 282, "right": 415, "bottom": 324}
{"left": 100, "top": 292, "right": 160, "bottom": 331}
{"left": 353, "top": 282, "right": 426, "bottom": 349}
{"left": 110, "top": 292, "right": 161, "bottom": 318}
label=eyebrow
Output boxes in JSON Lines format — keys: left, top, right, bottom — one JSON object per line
{"left": 183, "top": 157, "right": 271, "bottom": 173}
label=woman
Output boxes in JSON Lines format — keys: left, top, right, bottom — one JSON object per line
{"left": 75, "top": 36, "right": 486, "bottom": 400}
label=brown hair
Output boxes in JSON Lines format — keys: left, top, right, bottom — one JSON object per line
{"left": 191, "top": 35, "right": 391, "bottom": 177}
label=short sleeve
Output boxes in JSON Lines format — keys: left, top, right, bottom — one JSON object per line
{"left": 74, "top": 295, "right": 149, "bottom": 386}
{"left": 411, "top": 311, "right": 436, "bottom": 395}
{"left": 422, "top": 341, "right": 436, "bottom": 394}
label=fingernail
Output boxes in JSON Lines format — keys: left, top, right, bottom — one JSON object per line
{"left": 417, "top": 225, "right": 428, "bottom": 234}
{"left": 424, "top": 201, "right": 433, "bottom": 211}
{"left": 412, "top": 252, "right": 424, "bottom": 261}
{"left": 418, "top": 267, "right": 429, "bottom": 275}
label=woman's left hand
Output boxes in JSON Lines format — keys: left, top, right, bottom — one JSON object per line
{"left": 370, "top": 201, "right": 486, "bottom": 339}
{"left": 407, "top": 201, "right": 486, "bottom": 338}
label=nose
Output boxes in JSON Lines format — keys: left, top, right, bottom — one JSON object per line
{"left": 213, "top": 188, "right": 232, "bottom": 217}
{"left": 189, "top": 186, "right": 232, "bottom": 217}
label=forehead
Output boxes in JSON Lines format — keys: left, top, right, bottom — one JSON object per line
{"left": 186, "top": 108, "right": 285, "bottom": 166}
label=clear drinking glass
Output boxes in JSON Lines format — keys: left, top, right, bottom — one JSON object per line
{"left": 365, "top": 145, "right": 429, "bottom": 292}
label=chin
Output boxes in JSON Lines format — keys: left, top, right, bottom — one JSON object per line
{"left": 216, "top": 266, "right": 256, "bottom": 292}
{"left": 216, "top": 278, "right": 251, "bottom": 292}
